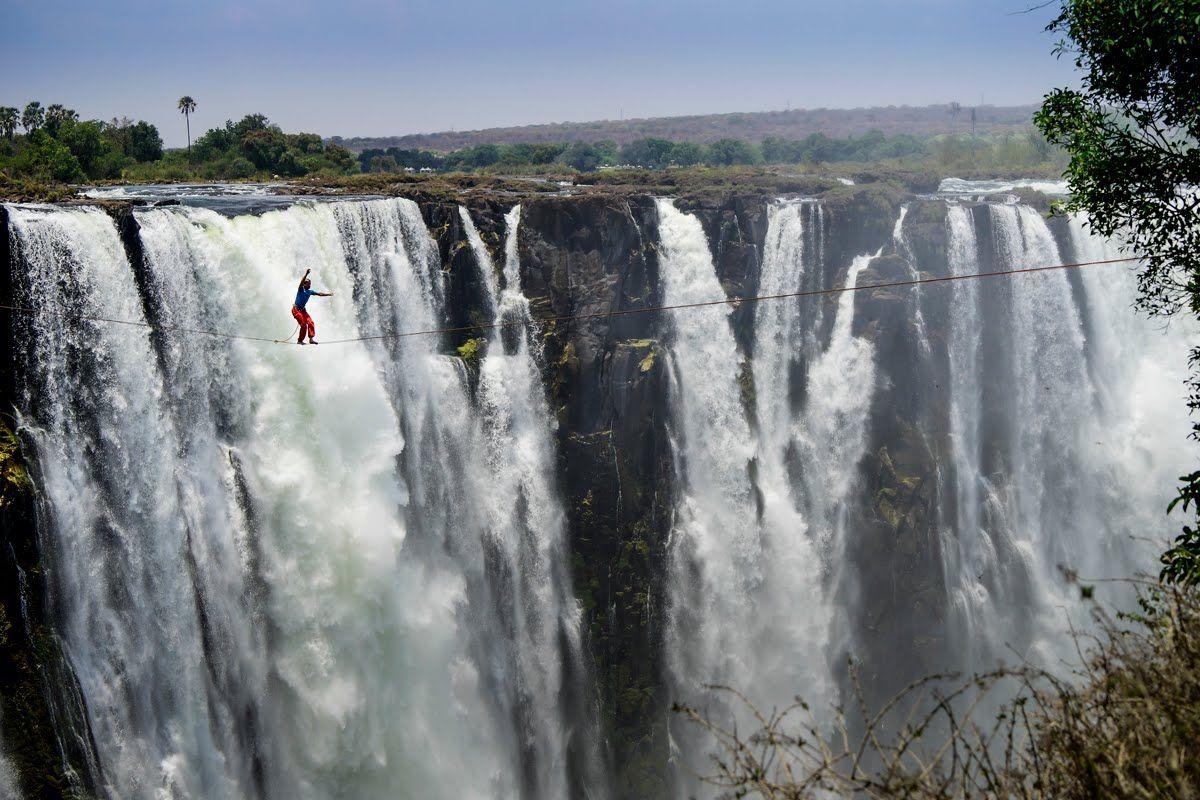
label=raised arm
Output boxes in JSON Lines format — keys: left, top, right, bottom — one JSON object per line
{"left": 297, "top": 268, "right": 311, "bottom": 292}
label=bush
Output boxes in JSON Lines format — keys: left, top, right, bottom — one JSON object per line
{"left": 12, "top": 131, "right": 84, "bottom": 182}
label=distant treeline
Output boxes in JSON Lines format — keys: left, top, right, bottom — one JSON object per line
{"left": 1, "top": 103, "right": 358, "bottom": 184}
{"left": 332, "top": 103, "right": 1040, "bottom": 151}
{"left": 1, "top": 100, "right": 1063, "bottom": 187}
{"left": 358, "top": 130, "right": 1062, "bottom": 174}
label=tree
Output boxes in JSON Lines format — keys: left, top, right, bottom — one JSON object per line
{"left": 239, "top": 128, "right": 286, "bottom": 170}
{"left": 669, "top": 141, "right": 705, "bottom": 167}
{"left": 369, "top": 154, "right": 400, "bottom": 173}
{"left": 619, "top": 137, "right": 675, "bottom": 168}
{"left": 0, "top": 107, "right": 17, "bottom": 140}
{"left": 21, "top": 102, "right": 44, "bottom": 133}
{"left": 705, "top": 138, "right": 759, "bottom": 166}
{"left": 128, "top": 121, "right": 163, "bottom": 162}
{"left": 1035, "top": 0, "right": 1200, "bottom": 584}
{"left": 43, "top": 104, "right": 77, "bottom": 137}
{"left": 557, "top": 141, "right": 602, "bottom": 172}
{"left": 56, "top": 119, "right": 105, "bottom": 175}
{"left": 177, "top": 96, "right": 197, "bottom": 158}
{"left": 14, "top": 130, "right": 84, "bottom": 181}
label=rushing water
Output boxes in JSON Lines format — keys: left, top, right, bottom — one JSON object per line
{"left": 939, "top": 203, "right": 1195, "bottom": 673}
{"left": 657, "top": 197, "right": 884, "bottom": 790}
{"left": 2, "top": 192, "right": 1195, "bottom": 800}
{"left": 5, "top": 199, "right": 591, "bottom": 800}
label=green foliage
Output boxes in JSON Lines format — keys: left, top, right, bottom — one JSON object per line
{"left": 126, "top": 121, "right": 163, "bottom": 162}
{"left": 10, "top": 130, "right": 85, "bottom": 182}
{"left": 56, "top": 119, "right": 105, "bottom": 175}
{"left": 153, "top": 114, "right": 358, "bottom": 180}
{"left": 0, "top": 425, "right": 32, "bottom": 503}
{"left": 17, "top": 108, "right": 352, "bottom": 182}
{"left": 1036, "top": 0, "right": 1200, "bottom": 585}
{"left": 456, "top": 337, "right": 486, "bottom": 363}
{"left": 619, "top": 137, "right": 676, "bottom": 168}
{"left": 1164, "top": 471, "right": 1200, "bottom": 586}
{"left": 0, "top": 101, "right": 168, "bottom": 184}
{"left": 557, "top": 141, "right": 605, "bottom": 171}
{"left": 21, "top": 102, "right": 43, "bottom": 133}
{"left": 42, "top": 104, "right": 77, "bottom": 137}
{"left": 705, "top": 137, "right": 760, "bottom": 166}
{"left": 0, "top": 107, "right": 17, "bottom": 140}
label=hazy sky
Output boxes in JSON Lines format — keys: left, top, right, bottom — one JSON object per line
{"left": 1, "top": 0, "right": 1076, "bottom": 147}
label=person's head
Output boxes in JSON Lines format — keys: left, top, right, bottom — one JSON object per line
{"left": 302, "top": 278, "right": 312, "bottom": 289}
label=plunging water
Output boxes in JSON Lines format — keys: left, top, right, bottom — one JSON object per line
{"left": 3, "top": 192, "right": 1196, "bottom": 800}
{"left": 6, "top": 199, "right": 591, "bottom": 800}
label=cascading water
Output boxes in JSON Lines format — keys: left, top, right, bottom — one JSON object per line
{"left": 5, "top": 198, "right": 590, "bottom": 800}
{"left": 658, "top": 197, "right": 883, "bottom": 792}
{"left": 749, "top": 199, "right": 878, "bottom": 701}
{"left": 4, "top": 188, "right": 1197, "bottom": 800}
{"left": 471, "top": 205, "right": 600, "bottom": 799}
{"left": 939, "top": 201, "right": 1195, "bottom": 673}
{"left": 656, "top": 198, "right": 760, "bottom": 704}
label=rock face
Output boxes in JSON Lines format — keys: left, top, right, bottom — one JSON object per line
{"left": 0, "top": 184, "right": 1089, "bottom": 800}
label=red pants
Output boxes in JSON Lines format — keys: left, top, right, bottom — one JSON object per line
{"left": 292, "top": 306, "right": 315, "bottom": 342}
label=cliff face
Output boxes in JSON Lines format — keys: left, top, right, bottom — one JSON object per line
{"left": 0, "top": 184, "right": 1006, "bottom": 799}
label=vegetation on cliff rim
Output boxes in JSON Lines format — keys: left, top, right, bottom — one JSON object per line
{"left": 1, "top": 98, "right": 1067, "bottom": 202}
{"left": 0, "top": 104, "right": 357, "bottom": 188}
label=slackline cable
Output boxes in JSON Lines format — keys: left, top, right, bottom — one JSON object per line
{"left": 0, "top": 255, "right": 1143, "bottom": 346}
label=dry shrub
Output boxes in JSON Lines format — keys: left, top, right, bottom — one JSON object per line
{"left": 675, "top": 582, "right": 1200, "bottom": 799}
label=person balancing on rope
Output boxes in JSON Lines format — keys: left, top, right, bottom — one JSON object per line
{"left": 292, "top": 268, "right": 333, "bottom": 345}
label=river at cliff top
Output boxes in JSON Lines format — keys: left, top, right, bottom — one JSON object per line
{"left": 938, "top": 177, "right": 1070, "bottom": 196}
{"left": 79, "top": 182, "right": 374, "bottom": 216}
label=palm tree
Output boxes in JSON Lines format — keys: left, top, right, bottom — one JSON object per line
{"left": 178, "top": 96, "right": 197, "bottom": 157}
{"left": 44, "top": 104, "right": 77, "bottom": 136}
{"left": 21, "top": 102, "right": 44, "bottom": 133}
{"left": 0, "top": 107, "right": 18, "bottom": 140}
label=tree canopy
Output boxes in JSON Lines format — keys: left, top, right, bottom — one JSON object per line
{"left": 0, "top": 102, "right": 165, "bottom": 183}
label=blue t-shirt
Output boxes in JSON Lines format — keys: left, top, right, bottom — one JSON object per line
{"left": 295, "top": 287, "right": 317, "bottom": 309}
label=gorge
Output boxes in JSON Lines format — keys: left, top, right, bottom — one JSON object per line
{"left": 0, "top": 179, "right": 1192, "bottom": 800}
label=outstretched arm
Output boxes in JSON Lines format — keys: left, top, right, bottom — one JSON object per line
{"left": 317, "top": 291, "right": 334, "bottom": 297}
{"left": 297, "top": 268, "right": 311, "bottom": 292}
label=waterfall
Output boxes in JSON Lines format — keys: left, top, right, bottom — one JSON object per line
{"left": 5, "top": 198, "right": 587, "bottom": 800}
{"left": 939, "top": 202, "right": 1195, "bottom": 672}
{"left": 656, "top": 198, "right": 759, "bottom": 706}
{"left": 472, "top": 205, "right": 598, "bottom": 799}
{"left": 659, "top": 197, "right": 881, "bottom": 790}
{"left": 5, "top": 190, "right": 1197, "bottom": 799}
